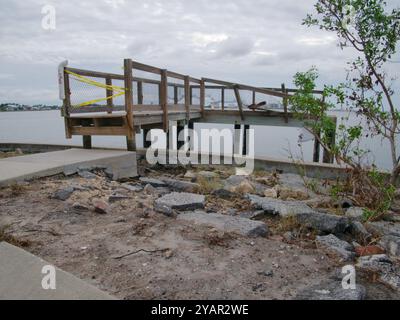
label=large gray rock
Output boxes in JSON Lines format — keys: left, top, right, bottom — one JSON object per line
{"left": 345, "top": 207, "right": 365, "bottom": 221}
{"left": 177, "top": 211, "right": 268, "bottom": 237}
{"left": 246, "top": 194, "right": 314, "bottom": 216}
{"left": 296, "top": 212, "right": 349, "bottom": 235}
{"left": 296, "top": 280, "right": 366, "bottom": 300}
{"left": 155, "top": 192, "right": 205, "bottom": 215}
{"left": 349, "top": 221, "right": 372, "bottom": 243}
{"left": 356, "top": 254, "right": 400, "bottom": 290}
{"left": 247, "top": 194, "right": 349, "bottom": 234}
{"left": 379, "top": 235, "right": 400, "bottom": 257}
{"left": 139, "top": 177, "right": 166, "bottom": 188}
{"left": 161, "top": 178, "right": 199, "bottom": 193}
{"left": 52, "top": 186, "right": 74, "bottom": 201}
{"left": 316, "top": 234, "right": 355, "bottom": 261}
{"left": 367, "top": 221, "right": 400, "bottom": 237}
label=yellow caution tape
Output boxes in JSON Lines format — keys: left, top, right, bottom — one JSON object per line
{"left": 65, "top": 70, "right": 126, "bottom": 108}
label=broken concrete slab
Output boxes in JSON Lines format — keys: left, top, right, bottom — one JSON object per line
{"left": 316, "top": 234, "right": 355, "bottom": 261}
{"left": 296, "top": 280, "right": 366, "bottom": 300}
{"left": 0, "top": 242, "right": 115, "bottom": 300}
{"left": 160, "top": 177, "right": 199, "bottom": 192}
{"left": 356, "top": 254, "right": 400, "bottom": 290}
{"left": 379, "top": 235, "right": 400, "bottom": 257}
{"left": 177, "top": 211, "right": 268, "bottom": 237}
{"left": 296, "top": 212, "right": 349, "bottom": 235}
{"left": 367, "top": 221, "right": 400, "bottom": 237}
{"left": 155, "top": 192, "right": 205, "bottom": 216}
{"left": 349, "top": 221, "right": 372, "bottom": 243}
{"left": 139, "top": 177, "right": 167, "bottom": 188}
{"left": 52, "top": 187, "right": 74, "bottom": 201}
{"left": 246, "top": 194, "right": 314, "bottom": 216}
{"left": 0, "top": 148, "right": 137, "bottom": 187}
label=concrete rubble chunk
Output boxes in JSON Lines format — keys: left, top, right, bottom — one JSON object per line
{"left": 139, "top": 177, "right": 166, "bottom": 188}
{"left": 316, "top": 234, "right": 355, "bottom": 261}
{"left": 345, "top": 207, "right": 365, "bottom": 221}
{"left": 177, "top": 211, "right": 269, "bottom": 237}
{"left": 52, "top": 186, "right": 74, "bottom": 201}
{"left": 296, "top": 212, "right": 349, "bottom": 235}
{"left": 160, "top": 177, "right": 199, "bottom": 192}
{"left": 379, "top": 235, "right": 400, "bottom": 257}
{"left": 296, "top": 280, "right": 366, "bottom": 300}
{"left": 92, "top": 199, "right": 109, "bottom": 214}
{"left": 197, "top": 171, "right": 218, "bottom": 180}
{"left": 155, "top": 192, "right": 205, "bottom": 216}
{"left": 78, "top": 170, "right": 97, "bottom": 179}
{"left": 108, "top": 194, "right": 130, "bottom": 203}
{"left": 367, "top": 221, "right": 400, "bottom": 237}
{"left": 350, "top": 221, "right": 372, "bottom": 243}
{"left": 246, "top": 194, "right": 314, "bottom": 216}
{"left": 211, "top": 188, "right": 235, "bottom": 199}
{"left": 356, "top": 254, "right": 400, "bottom": 290}
{"left": 120, "top": 183, "right": 143, "bottom": 192}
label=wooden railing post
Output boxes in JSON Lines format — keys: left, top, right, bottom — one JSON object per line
{"left": 137, "top": 81, "right": 143, "bottom": 104}
{"left": 200, "top": 78, "right": 205, "bottom": 116}
{"left": 252, "top": 90, "right": 256, "bottom": 105}
{"left": 124, "top": 58, "right": 136, "bottom": 151}
{"left": 282, "top": 83, "right": 288, "bottom": 123}
{"left": 160, "top": 69, "right": 169, "bottom": 132}
{"left": 184, "top": 76, "right": 190, "bottom": 121}
{"left": 221, "top": 87, "right": 225, "bottom": 111}
{"left": 63, "top": 69, "right": 72, "bottom": 139}
{"left": 174, "top": 85, "right": 179, "bottom": 104}
{"left": 106, "top": 77, "right": 113, "bottom": 114}
{"left": 233, "top": 85, "right": 244, "bottom": 120}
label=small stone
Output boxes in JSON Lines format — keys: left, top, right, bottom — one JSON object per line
{"left": 184, "top": 170, "right": 197, "bottom": 180}
{"left": 71, "top": 202, "right": 89, "bottom": 211}
{"left": 92, "top": 199, "right": 109, "bottom": 214}
{"left": 278, "top": 187, "right": 309, "bottom": 200}
{"left": 379, "top": 235, "right": 400, "bottom": 257}
{"left": 197, "top": 171, "right": 218, "bottom": 180}
{"left": 139, "top": 177, "right": 166, "bottom": 188}
{"left": 257, "top": 269, "right": 274, "bottom": 277}
{"left": 15, "top": 148, "right": 23, "bottom": 155}
{"left": 78, "top": 170, "right": 97, "bottom": 179}
{"left": 345, "top": 207, "right": 365, "bottom": 221}
{"left": 155, "top": 192, "right": 205, "bottom": 215}
{"left": 108, "top": 194, "right": 130, "bottom": 203}
{"left": 121, "top": 183, "right": 143, "bottom": 192}
{"left": 211, "top": 188, "right": 235, "bottom": 199}
{"left": 52, "top": 187, "right": 74, "bottom": 201}
{"left": 233, "top": 180, "right": 255, "bottom": 194}
{"left": 161, "top": 178, "right": 199, "bottom": 192}
{"left": 316, "top": 234, "right": 355, "bottom": 261}
{"left": 283, "top": 231, "right": 295, "bottom": 242}
{"left": 296, "top": 280, "right": 366, "bottom": 300}
{"left": 349, "top": 221, "right": 372, "bottom": 243}
{"left": 143, "top": 184, "right": 157, "bottom": 194}
{"left": 355, "top": 245, "right": 385, "bottom": 257}
{"left": 164, "top": 249, "right": 173, "bottom": 259}
{"left": 264, "top": 188, "right": 278, "bottom": 198}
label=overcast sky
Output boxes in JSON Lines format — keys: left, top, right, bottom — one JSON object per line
{"left": 0, "top": 0, "right": 399, "bottom": 105}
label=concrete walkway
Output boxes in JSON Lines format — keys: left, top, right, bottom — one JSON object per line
{"left": 0, "top": 242, "right": 115, "bottom": 300}
{"left": 0, "top": 148, "right": 137, "bottom": 187}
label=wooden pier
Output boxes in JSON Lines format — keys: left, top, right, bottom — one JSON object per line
{"left": 61, "top": 59, "right": 336, "bottom": 163}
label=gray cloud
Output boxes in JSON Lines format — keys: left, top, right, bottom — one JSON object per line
{"left": 0, "top": 0, "right": 398, "bottom": 104}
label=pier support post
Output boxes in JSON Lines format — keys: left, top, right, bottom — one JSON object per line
{"left": 143, "top": 128, "right": 151, "bottom": 149}
{"left": 188, "top": 121, "right": 194, "bottom": 151}
{"left": 242, "top": 124, "right": 250, "bottom": 156}
{"left": 82, "top": 119, "right": 92, "bottom": 149}
{"left": 177, "top": 123, "right": 185, "bottom": 150}
{"left": 234, "top": 124, "right": 242, "bottom": 155}
{"left": 313, "top": 130, "right": 321, "bottom": 163}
